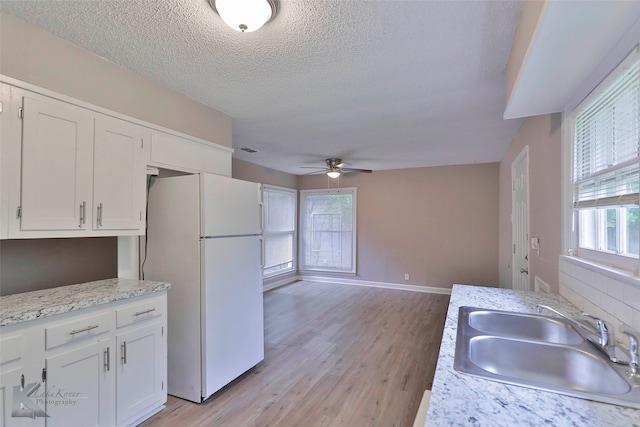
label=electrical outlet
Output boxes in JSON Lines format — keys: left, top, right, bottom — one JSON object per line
{"left": 404, "top": 273, "right": 410, "bottom": 281}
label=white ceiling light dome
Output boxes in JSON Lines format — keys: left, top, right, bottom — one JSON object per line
{"left": 210, "top": 0, "right": 277, "bottom": 33}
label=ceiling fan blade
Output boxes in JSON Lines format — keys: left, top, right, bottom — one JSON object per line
{"left": 342, "top": 168, "right": 373, "bottom": 174}
{"left": 300, "top": 166, "right": 328, "bottom": 169}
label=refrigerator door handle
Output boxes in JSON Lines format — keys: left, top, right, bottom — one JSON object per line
{"left": 259, "top": 236, "right": 265, "bottom": 268}
{"left": 259, "top": 202, "right": 264, "bottom": 233}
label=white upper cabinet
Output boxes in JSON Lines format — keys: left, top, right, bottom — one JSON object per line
{"left": 21, "top": 96, "right": 94, "bottom": 231}
{"left": 0, "top": 76, "right": 232, "bottom": 239}
{"left": 3, "top": 88, "right": 149, "bottom": 238}
{"left": 93, "top": 116, "right": 146, "bottom": 231}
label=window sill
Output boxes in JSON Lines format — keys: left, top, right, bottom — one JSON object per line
{"left": 560, "top": 255, "right": 640, "bottom": 289}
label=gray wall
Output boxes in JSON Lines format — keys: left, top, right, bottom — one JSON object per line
{"left": 0, "top": 12, "right": 232, "bottom": 147}
{"left": 0, "top": 238, "right": 117, "bottom": 296}
{"left": 235, "top": 160, "right": 501, "bottom": 290}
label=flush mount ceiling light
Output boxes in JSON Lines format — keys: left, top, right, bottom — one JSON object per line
{"left": 210, "top": 0, "right": 277, "bottom": 33}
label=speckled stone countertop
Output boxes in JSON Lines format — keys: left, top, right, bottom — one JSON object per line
{"left": 426, "top": 284, "right": 640, "bottom": 427}
{"left": 0, "top": 278, "right": 170, "bottom": 327}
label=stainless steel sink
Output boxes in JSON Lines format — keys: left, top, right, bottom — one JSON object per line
{"left": 468, "top": 310, "right": 584, "bottom": 344}
{"left": 454, "top": 306, "right": 640, "bottom": 409}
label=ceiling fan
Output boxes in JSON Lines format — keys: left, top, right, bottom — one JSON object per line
{"left": 301, "top": 158, "right": 373, "bottom": 178}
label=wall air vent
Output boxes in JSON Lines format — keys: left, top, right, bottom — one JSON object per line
{"left": 240, "top": 147, "right": 258, "bottom": 153}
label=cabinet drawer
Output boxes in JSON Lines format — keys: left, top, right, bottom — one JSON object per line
{"left": 46, "top": 311, "right": 112, "bottom": 350}
{"left": 0, "top": 334, "right": 22, "bottom": 365}
{"left": 116, "top": 298, "right": 164, "bottom": 328}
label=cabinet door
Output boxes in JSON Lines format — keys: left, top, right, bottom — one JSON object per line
{"left": 20, "top": 96, "right": 93, "bottom": 231}
{"left": 93, "top": 116, "right": 146, "bottom": 232}
{"left": 44, "top": 340, "right": 115, "bottom": 427}
{"left": 0, "top": 368, "right": 45, "bottom": 427}
{"left": 115, "top": 324, "right": 165, "bottom": 426}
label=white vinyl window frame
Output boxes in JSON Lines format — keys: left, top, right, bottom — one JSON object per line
{"left": 299, "top": 188, "right": 357, "bottom": 274}
{"left": 564, "top": 47, "right": 640, "bottom": 273}
{"left": 262, "top": 184, "right": 297, "bottom": 278}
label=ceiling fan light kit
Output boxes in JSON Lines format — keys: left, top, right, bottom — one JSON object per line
{"left": 327, "top": 170, "right": 341, "bottom": 179}
{"left": 210, "top": 0, "right": 277, "bottom": 33}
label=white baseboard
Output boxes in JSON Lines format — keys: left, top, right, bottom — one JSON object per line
{"left": 262, "top": 275, "right": 299, "bottom": 292}
{"left": 290, "top": 275, "right": 452, "bottom": 295}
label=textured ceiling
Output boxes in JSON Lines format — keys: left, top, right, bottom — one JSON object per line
{"left": 0, "top": 0, "right": 524, "bottom": 175}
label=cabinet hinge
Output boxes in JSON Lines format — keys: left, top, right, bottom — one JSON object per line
{"left": 16, "top": 206, "right": 22, "bottom": 219}
{"left": 162, "top": 380, "right": 164, "bottom": 391}
{"left": 42, "top": 367, "right": 47, "bottom": 382}
{"left": 18, "top": 106, "right": 23, "bottom": 119}
{"left": 140, "top": 211, "right": 143, "bottom": 221}
{"left": 0, "top": 100, "right": 3, "bottom": 114}
{"left": 162, "top": 326, "right": 164, "bottom": 337}
{"left": 513, "top": 244, "right": 516, "bottom": 254}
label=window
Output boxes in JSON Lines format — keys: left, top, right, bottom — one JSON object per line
{"left": 571, "top": 50, "right": 640, "bottom": 271}
{"left": 299, "top": 188, "right": 356, "bottom": 273}
{"left": 262, "top": 185, "right": 297, "bottom": 277}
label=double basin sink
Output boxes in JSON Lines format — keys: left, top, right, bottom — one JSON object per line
{"left": 454, "top": 307, "right": 640, "bottom": 409}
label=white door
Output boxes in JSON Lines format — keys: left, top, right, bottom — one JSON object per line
{"left": 115, "top": 324, "right": 164, "bottom": 425}
{"left": 201, "top": 236, "right": 264, "bottom": 399}
{"left": 20, "top": 96, "right": 93, "bottom": 231}
{"left": 512, "top": 147, "right": 530, "bottom": 291}
{"left": 93, "top": 116, "right": 146, "bottom": 232}
{"left": 201, "top": 173, "right": 261, "bottom": 237}
{"left": 45, "top": 340, "right": 115, "bottom": 427}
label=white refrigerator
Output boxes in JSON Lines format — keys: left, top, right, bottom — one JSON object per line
{"left": 144, "top": 172, "right": 264, "bottom": 403}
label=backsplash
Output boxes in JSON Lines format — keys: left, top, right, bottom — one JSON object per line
{"left": 559, "top": 255, "right": 640, "bottom": 337}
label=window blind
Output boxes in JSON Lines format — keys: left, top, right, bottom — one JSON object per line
{"left": 299, "top": 189, "right": 356, "bottom": 273}
{"left": 574, "top": 59, "right": 640, "bottom": 209}
{"left": 263, "top": 186, "right": 296, "bottom": 275}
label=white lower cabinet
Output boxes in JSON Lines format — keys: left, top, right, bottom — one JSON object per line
{"left": 0, "top": 329, "right": 44, "bottom": 427}
{"left": 0, "top": 292, "right": 167, "bottom": 427}
{"left": 0, "top": 367, "right": 46, "bottom": 427}
{"left": 115, "top": 324, "right": 165, "bottom": 426}
{"left": 44, "top": 339, "right": 115, "bottom": 427}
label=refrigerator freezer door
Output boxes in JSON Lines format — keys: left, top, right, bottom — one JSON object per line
{"left": 200, "top": 173, "right": 261, "bottom": 237}
{"left": 201, "top": 236, "right": 265, "bottom": 400}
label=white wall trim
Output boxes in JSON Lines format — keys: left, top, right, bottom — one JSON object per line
{"left": 263, "top": 275, "right": 299, "bottom": 292}
{"left": 269, "top": 275, "right": 453, "bottom": 295}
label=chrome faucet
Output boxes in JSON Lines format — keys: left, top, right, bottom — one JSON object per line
{"left": 536, "top": 304, "right": 622, "bottom": 363}
{"left": 620, "top": 325, "right": 640, "bottom": 377}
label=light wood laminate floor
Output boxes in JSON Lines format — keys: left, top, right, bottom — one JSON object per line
{"left": 140, "top": 281, "right": 450, "bottom": 427}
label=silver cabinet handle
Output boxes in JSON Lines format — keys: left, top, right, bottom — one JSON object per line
{"left": 134, "top": 308, "right": 156, "bottom": 316}
{"left": 79, "top": 201, "right": 86, "bottom": 228}
{"left": 97, "top": 203, "right": 103, "bottom": 228}
{"left": 121, "top": 342, "right": 127, "bottom": 364}
{"left": 70, "top": 324, "right": 99, "bottom": 335}
{"left": 104, "top": 347, "right": 110, "bottom": 371}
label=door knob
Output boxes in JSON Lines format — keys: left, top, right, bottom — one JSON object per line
{"left": 520, "top": 268, "right": 529, "bottom": 274}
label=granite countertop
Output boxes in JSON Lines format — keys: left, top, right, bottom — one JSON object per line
{"left": 427, "top": 284, "right": 640, "bottom": 427}
{"left": 0, "top": 278, "right": 170, "bottom": 327}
